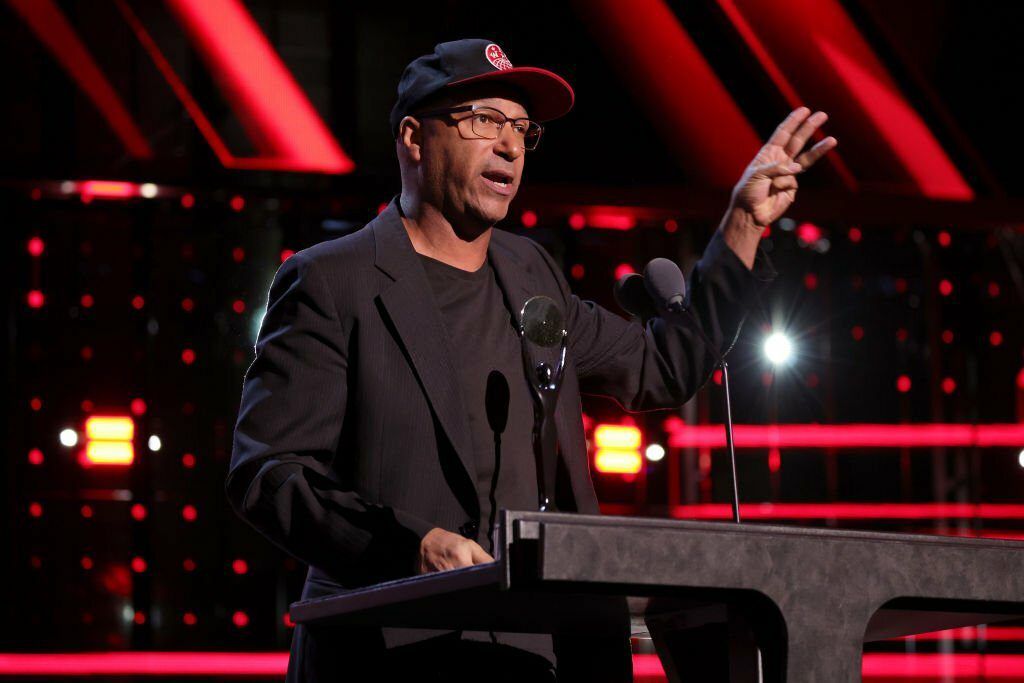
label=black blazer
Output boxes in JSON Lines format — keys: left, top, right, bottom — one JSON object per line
{"left": 227, "top": 199, "right": 771, "bottom": 680}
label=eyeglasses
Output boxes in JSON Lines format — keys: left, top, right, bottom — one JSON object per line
{"left": 414, "top": 104, "right": 544, "bottom": 151}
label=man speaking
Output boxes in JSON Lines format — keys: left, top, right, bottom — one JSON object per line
{"left": 228, "top": 39, "right": 836, "bottom": 682}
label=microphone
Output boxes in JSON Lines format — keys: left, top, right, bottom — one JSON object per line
{"left": 642, "top": 258, "right": 742, "bottom": 524}
{"left": 614, "top": 272, "right": 658, "bottom": 321}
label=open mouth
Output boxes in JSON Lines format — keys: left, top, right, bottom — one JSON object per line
{"left": 481, "top": 170, "right": 514, "bottom": 195}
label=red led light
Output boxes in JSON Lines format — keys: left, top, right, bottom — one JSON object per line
{"left": 27, "top": 236, "right": 45, "bottom": 257}
{"left": 847, "top": 226, "right": 862, "bottom": 243}
{"left": 990, "top": 331, "right": 1004, "bottom": 347}
{"left": 130, "top": 399, "right": 147, "bottom": 416}
{"left": 803, "top": 273, "right": 818, "bottom": 290}
{"left": 941, "top": 329, "right": 954, "bottom": 344}
{"left": 182, "top": 453, "right": 196, "bottom": 468}
{"left": 851, "top": 325, "right": 864, "bottom": 341}
{"left": 894, "top": 278, "right": 907, "bottom": 294}
{"left": 181, "top": 297, "right": 194, "bottom": 312}
{"left": 937, "top": 230, "right": 952, "bottom": 247}
{"left": 28, "top": 502, "right": 43, "bottom": 518}
{"left": 988, "top": 281, "right": 1001, "bottom": 298}
{"left": 131, "top": 557, "right": 147, "bottom": 573}
{"left": 28, "top": 448, "right": 44, "bottom": 465}
{"left": 941, "top": 377, "right": 956, "bottom": 395}
{"left": 377, "top": 202, "right": 388, "bottom": 215}
{"left": 29, "top": 397, "right": 42, "bottom": 411}
{"left": 232, "top": 611, "right": 249, "bottom": 628}
{"left": 588, "top": 209, "right": 636, "bottom": 231}
{"left": 133, "top": 611, "right": 146, "bottom": 625}
{"left": 27, "top": 290, "right": 45, "bottom": 308}
{"left": 181, "top": 193, "right": 195, "bottom": 209}
{"left": 182, "top": 504, "right": 198, "bottom": 522}
{"left": 183, "top": 558, "right": 196, "bottom": 572}
{"left": 131, "top": 295, "right": 145, "bottom": 310}
{"left": 521, "top": 210, "right": 538, "bottom": 228}
{"left": 768, "top": 447, "right": 781, "bottom": 473}
{"left": 130, "top": 504, "right": 147, "bottom": 521}
{"left": 232, "top": 299, "right": 246, "bottom": 314}
{"left": 283, "top": 612, "right": 295, "bottom": 628}
{"left": 79, "top": 180, "right": 138, "bottom": 199}
{"left": 231, "top": 246, "right": 245, "bottom": 262}
{"left": 613, "top": 263, "right": 636, "bottom": 281}
{"left": 81, "top": 556, "right": 94, "bottom": 570}
{"left": 568, "top": 212, "right": 585, "bottom": 230}
{"left": 81, "top": 505, "right": 94, "bottom": 519}
{"left": 1017, "top": 368, "right": 1024, "bottom": 390}
{"left": 896, "top": 375, "right": 912, "bottom": 393}
{"left": 229, "top": 195, "right": 245, "bottom": 212}
{"left": 30, "top": 187, "right": 41, "bottom": 200}
{"left": 183, "top": 612, "right": 198, "bottom": 626}
{"left": 664, "top": 219, "right": 678, "bottom": 233}
{"left": 280, "top": 249, "right": 295, "bottom": 263}
{"left": 181, "top": 349, "right": 196, "bottom": 365}
{"left": 938, "top": 279, "right": 953, "bottom": 296}
{"left": 570, "top": 264, "right": 585, "bottom": 280}
{"left": 761, "top": 226, "right": 771, "bottom": 239}
{"left": 895, "top": 328, "right": 908, "bottom": 342}
{"left": 712, "top": 369, "right": 723, "bottom": 385}
{"left": 80, "top": 293, "right": 94, "bottom": 308}
{"left": 231, "top": 559, "right": 248, "bottom": 575}
{"left": 81, "top": 399, "right": 94, "bottom": 412}
{"left": 795, "top": 221, "right": 822, "bottom": 244}
{"left": 80, "top": 346, "right": 93, "bottom": 361}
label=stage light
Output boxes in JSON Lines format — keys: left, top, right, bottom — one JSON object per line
{"left": 27, "top": 290, "right": 45, "bottom": 308}
{"left": 280, "top": 249, "right": 295, "bottom": 263}
{"left": 594, "top": 424, "right": 643, "bottom": 474}
{"left": 230, "top": 195, "right": 245, "bottom": 212}
{"left": 763, "top": 332, "right": 793, "bottom": 365}
{"left": 148, "top": 435, "right": 162, "bottom": 452}
{"left": 232, "top": 611, "right": 249, "bottom": 628}
{"left": 139, "top": 183, "right": 158, "bottom": 199}
{"left": 86, "top": 417, "right": 134, "bottom": 441}
{"left": 645, "top": 444, "right": 666, "bottom": 462}
{"left": 568, "top": 212, "right": 585, "bottom": 230}
{"left": 130, "top": 399, "right": 147, "bottom": 416}
{"left": 1018, "top": 450, "right": 1024, "bottom": 469}
{"left": 27, "top": 236, "right": 45, "bottom": 257}
{"left": 59, "top": 428, "right": 78, "bottom": 447}
{"left": 28, "top": 448, "right": 44, "bottom": 465}
{"left": 521, "top": 210, "right": 538, "bottom": 228}
{"left": 84, "top": 416, "right": 135, "bottom": 466}
{"left": 614, "top": 263, "right": 636, "bottom": 281}
{"left": 595, "top": 424, "right": 642, "bottom": 449}
{"left": 570, "top": 264, "right": 585, "bottom": 280}
{"left": 181, "top": 193, "right": 195, "bottom": 209}
{"left": 130, "top": 504, "right": 147, "bottom": 521}
{"left": 664, "top": 219, "right": 678, "bottom": 233}
{"left": 897, "top": 375, "right": 912, "bottom": 393}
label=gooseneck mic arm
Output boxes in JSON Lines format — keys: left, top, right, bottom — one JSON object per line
{"left": 642, "top": 258, "right": 742, "bottom": 524}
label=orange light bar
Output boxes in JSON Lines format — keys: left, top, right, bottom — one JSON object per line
{"left": 595, "top": 449, "right": 643, "bottom": 474}
{"left": 85, "top": 416, "right": 135, "bottom": 441}
{"left": 78, "top": 180, "right": 139, "bottom": 199}
{"left": 594, "top": 424, "right": 642, "bottom": 450}
{"left": 84, "top": 441, "right": 134, "bottom": 466}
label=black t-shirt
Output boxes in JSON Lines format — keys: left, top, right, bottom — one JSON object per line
{"left": 418, "top": 252, "right": 555, "bottom": 668}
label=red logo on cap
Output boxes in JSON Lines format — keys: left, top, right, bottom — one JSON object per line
{"left": 485, "top": 44, "right": 513, "bottom": 71}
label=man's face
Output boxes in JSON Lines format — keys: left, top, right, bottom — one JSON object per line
{"left": 417, "top": 88, "right": 529, "bottom": 236}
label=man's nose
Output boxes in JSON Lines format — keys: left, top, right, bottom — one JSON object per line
{"left": 493, "top": 124, "right": 524, "bottom": 160}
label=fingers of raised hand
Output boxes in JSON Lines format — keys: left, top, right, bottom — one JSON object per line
{"left": 755, "top": 160, "right": 802, "bottom": 179}
{"left": 795, "top": 136, "right": 838, "bottom": 169}
{"left": 772, "top": 173, "right": 798, "bottom": 192}
{"left": 785, "top": 111, "right": 828, "bottom": 158}
{"left": 766, "top": 106, "right": 811, "bottom": 147}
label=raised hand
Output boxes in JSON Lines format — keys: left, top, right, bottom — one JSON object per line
{"left": 731, "top": 107, "right": 838, "bottom": 227}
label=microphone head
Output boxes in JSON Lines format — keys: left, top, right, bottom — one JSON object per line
{"left": 614, "top": 273, "right": 658, "bottom": 321}
{"left": 643, "top": 257, "right": 687, "bottom": 310}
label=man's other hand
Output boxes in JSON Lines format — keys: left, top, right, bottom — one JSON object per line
{"left": 417, "top": 527, "right": 494, "bottom": 574}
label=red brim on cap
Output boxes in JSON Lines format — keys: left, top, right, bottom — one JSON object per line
{"left": 447, "top": 67, "right": 574, "bottom": 122}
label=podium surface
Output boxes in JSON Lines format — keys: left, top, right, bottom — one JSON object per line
{"left": 291, "top": 511, "right": 1024, "bottom": 681}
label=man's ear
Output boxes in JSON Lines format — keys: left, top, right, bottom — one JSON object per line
{"left": 398, "top": 116, "right": 423, "bottom": 162}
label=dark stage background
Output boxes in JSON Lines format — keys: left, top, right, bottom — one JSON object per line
{"left": 3, "top": 0, "right": 1024, "bottom": 679}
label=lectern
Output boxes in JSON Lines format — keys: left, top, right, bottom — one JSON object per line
{"left": 291, "top": 511, "right": 1024, "bottom": 681}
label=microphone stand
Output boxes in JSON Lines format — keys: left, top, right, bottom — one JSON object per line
{"left": 666, "top": 303, "right": 742, "bottom": 524}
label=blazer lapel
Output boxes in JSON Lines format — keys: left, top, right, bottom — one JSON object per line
{"left": 372, "top": 201, "right": 476, "bottom": 485}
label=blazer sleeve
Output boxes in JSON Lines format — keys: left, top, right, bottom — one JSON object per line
{"left": 227, "top": 252, "right": 434, "bottom": 585}
{"left": 530, "top": 230, "right": 775, "bottom": 411}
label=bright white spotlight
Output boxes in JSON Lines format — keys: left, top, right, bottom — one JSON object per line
{"left": 645, "top": 444, "right": 666, "bottom": 462}
{"left": 140, "top": 183, "right": 158, "bottom": 199}
{"left": 1018, "top": 449, "right": 1024, "bottom": 469}
{"left": 764, "top": 332, "right": 794, "bottom": 365}
{"left": 59, "top": 428, "right": 79, "bottom": 447}
{"left": 148, "top": 435, "right": 162, "bottom": 452}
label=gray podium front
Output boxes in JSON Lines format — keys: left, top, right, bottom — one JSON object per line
{"left": 290, "top": 511, "right": 1024, "bottom": 681}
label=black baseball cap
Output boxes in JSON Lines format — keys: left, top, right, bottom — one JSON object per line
{"left": 389, "top": 39, "right": 574, "bottom": 136}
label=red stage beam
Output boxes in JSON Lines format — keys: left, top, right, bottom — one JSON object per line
{"left": 665, "top": 423, "right": 1024, "bottom": 450}
{"left": 601, "top": 502, "right": 1024, "bottom": 521}
{"left": 715, "top": 0, "right": 972, "bottom": 200}
{"left": 162, "top": 0, "right": 354, "bottom": 174}
{"left": 7, "top": 0, "right": 152, "bottom": 159}
{"left": 572, "top": 0, "right": 762, "bottom": 186}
